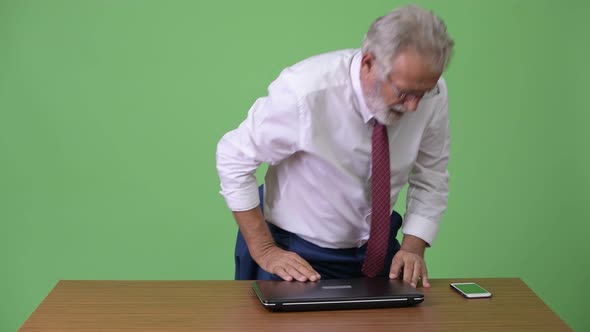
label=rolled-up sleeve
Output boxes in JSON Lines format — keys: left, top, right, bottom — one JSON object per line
{"left": 403, "top": 81, "right": 450, "bottom": 246}
{"left": 216, "top": 74, "right": 301, "bottom": 211}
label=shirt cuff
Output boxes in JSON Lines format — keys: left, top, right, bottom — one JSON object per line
{"left": 402, "top": 213, "right": 440, "bottom": 246}
{"left": 220, "top": 182, "right": 260, "bottom": 212}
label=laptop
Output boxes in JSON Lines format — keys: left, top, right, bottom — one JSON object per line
{"left": 252, "top": 277, "right": 424, "bottom": 312}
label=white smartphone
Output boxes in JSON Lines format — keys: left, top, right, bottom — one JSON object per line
{"left": 450, "top": 282, "right": 492, "bottom": 298}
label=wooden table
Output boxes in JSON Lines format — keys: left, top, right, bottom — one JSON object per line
{"left": 19, "top": 278, "right": 571, "bottom": 331}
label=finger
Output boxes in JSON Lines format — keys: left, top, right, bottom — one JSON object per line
{"left": 284, "top": 264, "right": 309, "bottom": 282}
{"left": 273, "top": 267, "right": 294, "bottom": 281}
{"left": 290, "top": 254, "right": 321, "bottom": 281}
{"left": 403, "top": 257, "right": 413, "bottom": 284}
{"left": 421, "top": 261, "right": 430, "bottom": 288}
{"left": 294, "top": 261, "right": 321, "bottom": 282}
{"left": 389, "top": 255, "right": 404, "bottom": 279}
{"left": 411, "top": 260, "right": 421, "bottom": 288}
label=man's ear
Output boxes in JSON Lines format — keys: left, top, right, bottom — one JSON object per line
{"left": 361, "top": 52, "right": 375, "bottom": 72}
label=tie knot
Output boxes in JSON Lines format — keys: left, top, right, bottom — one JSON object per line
{"left": 372, "top": 120, "right": 388, "bottom": 143}
{"left": 373, "top": 120, "right": 384, "bottom": 130}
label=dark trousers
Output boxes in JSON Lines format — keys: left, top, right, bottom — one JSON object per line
{"left": 234, "top": 186, "right": 402, "bottom": 280}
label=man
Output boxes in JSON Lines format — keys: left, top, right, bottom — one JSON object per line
{"left": 216, "top": 5, "right": 454, "bottom": 288}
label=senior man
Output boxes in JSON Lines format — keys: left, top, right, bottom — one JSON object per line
{"left": 216, "top": 4, "right": 454, "bottom": 288}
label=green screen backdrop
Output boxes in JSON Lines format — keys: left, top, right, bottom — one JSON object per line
{"left": 1, "top": 0, "right": 589, "bottom": 330}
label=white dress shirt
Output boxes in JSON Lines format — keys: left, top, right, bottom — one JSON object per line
{"left": 216, "top": 49, "right": 449, "bottom": 249}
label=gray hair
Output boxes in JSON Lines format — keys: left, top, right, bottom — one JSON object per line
{"left": 362, "top": 5, "right": 455, "bottom": 77}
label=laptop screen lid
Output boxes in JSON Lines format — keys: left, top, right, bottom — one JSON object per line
{"left": 252, "top": 277, "right": 424, "bottom": 311}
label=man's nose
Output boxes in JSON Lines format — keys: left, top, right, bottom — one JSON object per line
{"left": 404, "top": 98, "right": 420, "bottom": 112}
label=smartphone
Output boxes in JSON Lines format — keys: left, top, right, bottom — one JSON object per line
{"left": 450, "top": 282, "right": 492, "bottom": 298}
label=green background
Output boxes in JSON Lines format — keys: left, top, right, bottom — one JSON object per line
{"left": 1, "top": 0, "right": 588, "bottom": 330}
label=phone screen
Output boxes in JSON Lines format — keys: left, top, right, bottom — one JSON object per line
{"left": 454, "top": 283, "right": 488, "bottom": 294}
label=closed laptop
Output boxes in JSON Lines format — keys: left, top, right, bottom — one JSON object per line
{"left": 252, "top": 277, "right": 424, "bottom": 312}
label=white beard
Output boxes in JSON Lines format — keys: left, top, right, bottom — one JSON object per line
{"left": 364, "top": 80, "right": 410, "bottom": 126}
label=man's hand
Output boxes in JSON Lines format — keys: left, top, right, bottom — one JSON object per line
{"left": 389, "top": 234, "right": 430, "bottom": 288}
{"left": 233, "top": 208, "right": 321, "bottom": 282}
{"left": 255, "top": 244, "right": 321, "bottom": 282}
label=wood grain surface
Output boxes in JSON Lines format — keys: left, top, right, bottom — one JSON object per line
{"left": 19, "top": 278, "right": 571, "bottom": 331}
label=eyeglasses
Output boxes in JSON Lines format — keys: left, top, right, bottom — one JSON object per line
{"left": 387, "top": 79, "right": 440, "bottom": 102}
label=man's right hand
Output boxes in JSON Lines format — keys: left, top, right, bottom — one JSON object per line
{"left": 255, "top": 244, "right": 321, "bottom": 282}
{"left": 233, "top": 207, "right": 320, "bottom": 282}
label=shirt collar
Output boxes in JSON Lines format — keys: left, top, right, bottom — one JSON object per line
{"left": 350, "top": 50, "right": 374, "bottom": 124}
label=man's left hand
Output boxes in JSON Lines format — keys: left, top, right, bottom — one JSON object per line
{"left": 389, "top": 234, "right": 430, "bottom": 288}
